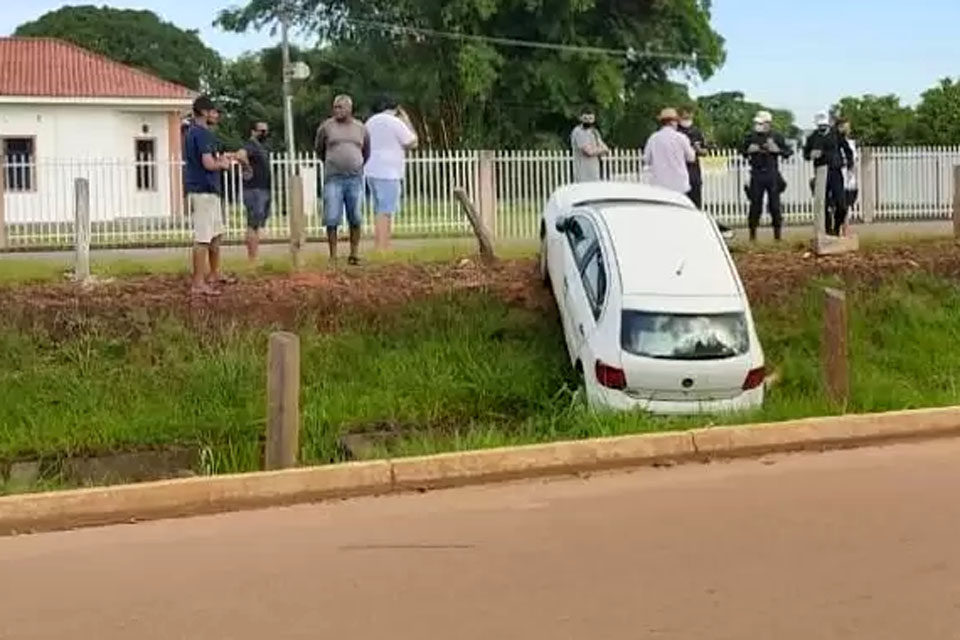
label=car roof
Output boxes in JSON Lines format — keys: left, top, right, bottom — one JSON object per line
{"left": 546, "top": 181, "right": 697, "bottom": 213}
{"left": 593, "top": 202, "right": 742, "bottom": 300}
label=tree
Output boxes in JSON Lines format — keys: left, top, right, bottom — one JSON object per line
{"left": 215, "top": 0, "right": 726, "bottom": 149}
{"left": 915, "top": 78, "right": 960, "bottom": 145}
{"left": 695, "top": 91, "right": 797, "bottom": 148}
{"left": 15, "top": 6, "right": 221, "bottom": 90}
{"left": 833, "top": 95, "right": 916, "bottom": 146}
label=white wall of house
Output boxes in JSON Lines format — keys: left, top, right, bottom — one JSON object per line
{"left": 1, "top": 102, "right": 186, "bottom": 225}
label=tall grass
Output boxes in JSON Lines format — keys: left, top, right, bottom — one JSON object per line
{"left": 2, "top": 273, "right": 960, "bottom": 482}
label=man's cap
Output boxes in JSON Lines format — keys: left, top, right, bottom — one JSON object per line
{"left": 814, "top": 111, "right": 830, "bottom": 126}
{"left": 192, "top": 95, "right": 217, "bottom": 113}
{"left": 658, "top": 107, "right": 679, "bottom": 121}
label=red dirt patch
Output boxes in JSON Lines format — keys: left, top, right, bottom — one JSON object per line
{"left": 3, "top": 242, "right": 960, "bottom": 336}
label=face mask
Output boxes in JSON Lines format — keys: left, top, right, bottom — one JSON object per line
{"left": 257, "top": 132, "right": 269, "bottom": 142}
{"left": 818, "top": 125, "right": 830, "bottom": 133}
{"left": 581, "top": 121, "right": 595, "bottom": 129}
{"left": 754, "top": 124, "right": 765, "bottom": 133}
{"left": 680, "top": 120, "right": 693, "bottom": 129}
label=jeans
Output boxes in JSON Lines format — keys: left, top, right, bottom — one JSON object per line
{"left": 323, "top": 174, "right": 363, "bottom": 228}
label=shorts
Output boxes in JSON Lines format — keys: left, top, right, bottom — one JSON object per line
{"left": 188, "top": 193, "right": 224, "bottom": 244}
{"left": 243, "top": 188, "right": 272, "bottom": 230}
{"left": 367, "top": 177, "right": 402, "bottom": 215}
{"left": 323, "top": 174, "right": 363, "bottom": 228}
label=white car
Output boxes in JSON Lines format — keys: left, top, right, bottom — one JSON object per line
{"left": 539, "top": 182, "right": 765, "bottom": 415}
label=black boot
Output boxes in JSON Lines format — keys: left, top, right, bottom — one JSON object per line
{"left": 773, "top": 226, "right": 782, "bottom": 241}
{"left": 749, "top": 227, "right": 758, "bottom": 242}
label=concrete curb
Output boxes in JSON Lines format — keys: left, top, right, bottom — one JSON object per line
{"left": 3, "top": 406, "right": 960, "bottom": 535}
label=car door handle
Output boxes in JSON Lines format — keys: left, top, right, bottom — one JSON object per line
{"left": 578, "top": 324, "right": 585, "bottom": 336}
{"left": 563, "top": 276, "right": 569, "bottom": 292}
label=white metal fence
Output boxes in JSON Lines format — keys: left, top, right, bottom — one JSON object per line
{"left": 2, "top": 146, "right": 959, "bottom": 249}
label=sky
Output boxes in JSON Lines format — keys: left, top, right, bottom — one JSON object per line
{"left": 2, "top": 0, "right": 959, "bottom": 125}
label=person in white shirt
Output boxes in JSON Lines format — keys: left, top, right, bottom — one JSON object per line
{"left": 364, "top": 95, "right": 418, "bottom": 251}
{"left": 643, "top": 108, "right": 696, "bottom": 195}
{"left": 838, "top": 117, "right": 858, "bottom": 236}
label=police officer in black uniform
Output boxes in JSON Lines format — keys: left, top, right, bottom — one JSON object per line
{"left": 742, "top": 111, "right": 793, "bottom": 241}
{"left": 804, "top": 112, "right": 854, "bottom": 236}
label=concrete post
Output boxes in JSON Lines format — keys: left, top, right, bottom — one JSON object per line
{"left": 289, "top": 173, "right": 305, "bottom": 270}
{"left": 74, "top": 178, "right": 91, "bottom": 282}
{"left": 860, "top": 148, "right": 876, "bottom": 224}
{"left": 813, "top": 164, "right": 828, "bottom": 236}
{"left": 822, "top": 288, "right": 849, "bottom": 407}
{"left": 478, "top": 150, "right": 497, "bottom": 240}
{"left": 265, "top": 331, "right": 300, "bottom": 470}
{"left": 953, "top": 165, "right": 960, "bottom": 240}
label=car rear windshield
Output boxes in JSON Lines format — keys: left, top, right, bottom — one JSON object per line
{"left": 621, "top": 311, "right": 749, "bottom": 360}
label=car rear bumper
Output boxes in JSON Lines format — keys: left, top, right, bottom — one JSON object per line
{"left": 588, "top": 385, "right": 764, "bottom": 416}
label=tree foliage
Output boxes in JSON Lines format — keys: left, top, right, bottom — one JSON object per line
{"left": 833, "top": 95, "right": 916, "bottom": 146}
{"left": 835, "top": 79, "right": 960, "bottom": 146}
{"left": 216, "top": 0, "right": 726, "bottom": 149}
{"left": 15, "top": 5, "right": 221, "bottom": 90}
{"left": 694, "top": 91, "right": 798, "bottom": 148}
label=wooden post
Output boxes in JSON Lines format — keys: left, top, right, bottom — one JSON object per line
{"left": 822, "top": 288, "right": 849, "bottom": 407}
{"left": 860, "top": 148, "right": 876, "bottom": 224}
{"left": 0, "top": 159, "right": 7, "bottom": 250}
{"left": 952, "top": 165, "right": 960, "bottom": 240}
{"left": 477, "top": 150, "right": 497, "bottom": 240}
{"left": 265, "top": 331, "right": 300, "bottom": 470}
{"left": 74, "top": 178, "right": 91, "bottom": 282}
{"left": 289, "top": 172, "right": 305, "bottom": 270}
{"left": 453, "top": 187, "right": 496, "bottom": 265}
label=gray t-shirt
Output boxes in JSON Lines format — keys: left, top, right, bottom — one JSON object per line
{"left": 314, "top": 118, "right": 370, "bottom": 178}
{"left": 571, "top": 125, "right": 604, "bottom": 182}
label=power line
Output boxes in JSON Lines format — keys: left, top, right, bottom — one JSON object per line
{"left": 341, "top": 18, "right": 698, "bottom": 63}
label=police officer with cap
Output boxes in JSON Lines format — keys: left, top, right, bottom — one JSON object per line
{"left": 742, "top": 110, "right": 792, "bottom": 241}
{"left": 804, "top": 111, "right": 854, "bottom": 236}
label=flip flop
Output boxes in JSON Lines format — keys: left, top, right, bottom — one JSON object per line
{"left": 191, "top": 284, "right": 221, "bottom": 297}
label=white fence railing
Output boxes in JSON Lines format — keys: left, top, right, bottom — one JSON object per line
{"left": 2, "top": 146, "right": 959, "bottom": 249}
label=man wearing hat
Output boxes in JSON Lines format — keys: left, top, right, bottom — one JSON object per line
{"left": 643, "top": 107, "right": 696, "bottom": 194}
{"left": 742, "top": 110, "right": 792, "bottom": 241}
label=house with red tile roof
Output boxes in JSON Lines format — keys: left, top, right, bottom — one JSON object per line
{"left": 0, "top": 37, "right": 195, "bottom": 227}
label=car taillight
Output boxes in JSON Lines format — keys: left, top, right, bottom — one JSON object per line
{"left": 595, "top": 360, "right": 627, "bottom": 390}
{"left": 742, "top": 366, "right": 766, "bottom": 391}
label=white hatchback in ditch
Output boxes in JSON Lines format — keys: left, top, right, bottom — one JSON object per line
{"left": 539, "top": 182, "right": 765, "bottom": 415}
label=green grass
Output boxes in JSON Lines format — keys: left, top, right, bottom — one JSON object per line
{"left": 2, "top": 270, "right": 960, "bottom": 491}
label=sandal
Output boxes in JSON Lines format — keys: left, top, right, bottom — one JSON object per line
{"left": 191, "top": 284, "right": 221, "bottom": 297}
{"left": 209, "top": 274, "right": 238, "bottom": 285}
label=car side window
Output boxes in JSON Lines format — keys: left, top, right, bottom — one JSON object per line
{"left": 564, "top": 214, "right": 597, "bottom": 269}
{"left": 581, "top": 245, "right": 608, "bottom": 319}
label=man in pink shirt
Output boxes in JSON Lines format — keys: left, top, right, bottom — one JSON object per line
{"left": 643, "top": 108, "right": 696, "bottom": 194}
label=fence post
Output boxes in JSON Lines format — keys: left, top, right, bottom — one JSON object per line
{"left": 953, "top": 165, "right": 960, "bottom": 240}
{"left": 478, "top": 150, "right": 497, "bottom": 239}
{"left": 860, "top": 148, "right": 876, "bottom": 224}
{"left": 0, "top": 160, "right": 6, "bottom": 250}
{"left": 822, "top": 288, "right": 849, "bottom": 407}
{"left": 289, "top": 172, "right": 305, "bottom": 270}
{"left": 74, "top": 178, "right": 91, "bottom": 282}
{"left": 265, "top": 331, "right": 300, "bottom": 470}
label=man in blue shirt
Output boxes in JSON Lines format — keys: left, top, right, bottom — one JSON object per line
{"left": 184, "top": 96, "right": 233, "bottom": 295}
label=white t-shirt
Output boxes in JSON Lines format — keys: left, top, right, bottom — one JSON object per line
{"left": 364, "top": 112, "right": 417, "bottom": 180}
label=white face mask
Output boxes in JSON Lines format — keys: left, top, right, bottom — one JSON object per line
{"left": 754, "top": 124, "right": 766, "bottom": 133}
{"left": 680, "top": 120, "right": 693, "bottom": 129}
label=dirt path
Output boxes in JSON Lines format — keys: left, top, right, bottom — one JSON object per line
{"left": 3, "top": 241, "right": 960, "bottom": 333}
{"left": 3, "top": 438, "right": 960, "bottom": 639}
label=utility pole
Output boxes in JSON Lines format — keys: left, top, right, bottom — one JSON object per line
{"left": 279, "top": 0, "right": 296, "bottom": 157}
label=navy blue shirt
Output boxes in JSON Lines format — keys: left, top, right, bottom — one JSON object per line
{"left": 183, "top": 124, "right": 221, "bottom": 194}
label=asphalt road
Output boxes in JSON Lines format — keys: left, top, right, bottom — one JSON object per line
{"left": 3, "top": 439, "right": 960, "bottom": 639}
